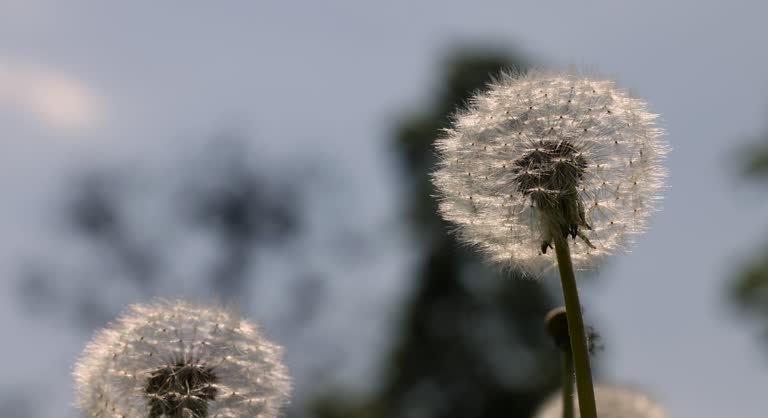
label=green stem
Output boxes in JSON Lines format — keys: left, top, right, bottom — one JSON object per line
{"left": 561, "top": 350, "right": 575, "bottom": 418}
{"left": 553, "top": 235, "right": 597, "bottom": 418}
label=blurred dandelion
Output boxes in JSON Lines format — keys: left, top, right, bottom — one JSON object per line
{"left": 533, "top": 384, "right": 667, "bottom": 418}
{"left": 432, "top": 70, "right": 668, "bottom": 274}
{"left": 73, "top": 299, "right": 290, "bottom": 418}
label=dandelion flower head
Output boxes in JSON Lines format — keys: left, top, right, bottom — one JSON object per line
{"left": 74, "top": 299, "right": 290, "bottom": 418}
{"left": 432, "top": 70, "right": 668, "bottom": 274}
{"left": 534, "top": 383, "right": 667, "bottom": 418}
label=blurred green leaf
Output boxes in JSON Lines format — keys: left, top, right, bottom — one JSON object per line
{"left": 730, "top": 128, "right": 768, "bottom": 354}
{"left": 742, "top": 138, "right": 768, "bottom": 178}
{"left": 732, "top": 244, "right": 768, "bottom": 314}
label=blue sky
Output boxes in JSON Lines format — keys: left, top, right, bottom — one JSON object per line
{"left": 2, "top": 1, "right": 768, "bottom": 417}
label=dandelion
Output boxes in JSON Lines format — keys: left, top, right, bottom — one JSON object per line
{"left": 74, "top": 299, "right": 290, "bottom": 418}
{"left": 533, "top": 384, "right": 667, "bottom": 418}
{"left": 432, "top": 70, "right": 668, "bottom": 418}
{"left": 432, "top": 70, "right": 667, "bottom": 274}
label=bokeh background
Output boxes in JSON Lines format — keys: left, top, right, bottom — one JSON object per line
{"left": 2, "top": 1, "right": 768, "bottom": 417}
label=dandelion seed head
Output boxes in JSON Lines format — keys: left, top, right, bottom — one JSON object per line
{"left": 73, "top": 299, "right": 290, "bottom": 418}
{"left": 432, "top": 70, "right": 668, "bottom": 274}
{"left": 534, "top": 383, "right": 667, "bottom": 418}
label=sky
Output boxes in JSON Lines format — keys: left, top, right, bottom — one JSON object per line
{"left": 2, "top": 1, "right": 768, "bottom": 417}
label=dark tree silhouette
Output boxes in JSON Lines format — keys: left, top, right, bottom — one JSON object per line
{"left": 311, "top": 49, "right": 561, "bottom": 418}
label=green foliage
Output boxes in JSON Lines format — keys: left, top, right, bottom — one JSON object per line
{"left": 731, "top": 134, "right": 768, "bottom": 340}
{"left": 743, "top": 138, "right": 768, "bottom": 178}
{"left": 732, "top": 244, "right": 768, "bottom": 314}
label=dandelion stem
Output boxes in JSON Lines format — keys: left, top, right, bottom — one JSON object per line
{"left": 561, "top": 349, "right": 575, "bottom": 418}
{"left": 553, "top": 235, "right": 597, "bottom": 418}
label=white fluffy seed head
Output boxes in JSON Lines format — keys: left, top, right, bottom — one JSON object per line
{"left": 533, "top": 384, "right": 667, "bottom": 418}
{"left": 73, "top": 299, "right": 291, "bottom": 418}
{"left": 432, "top": 70, "right": 668, "bottom": 274}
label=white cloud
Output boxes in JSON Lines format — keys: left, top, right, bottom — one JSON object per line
{"left": 0, "top": 61, "right": 103, "bottom": 131}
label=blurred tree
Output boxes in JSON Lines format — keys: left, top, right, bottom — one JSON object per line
{"left": 731, "top": 134, "right": 768, "bottom": 337}
{"left": 17, "top": 137, "right": 303, "bottom": 327}
{"left": 311, "top": 49, "right": 562, "bottom": 418}
{"left": 68, "top": 173, "right": 159, "bottom": 286}
{"left": 179, "top": 138, "right": 300, "bottom": 299}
